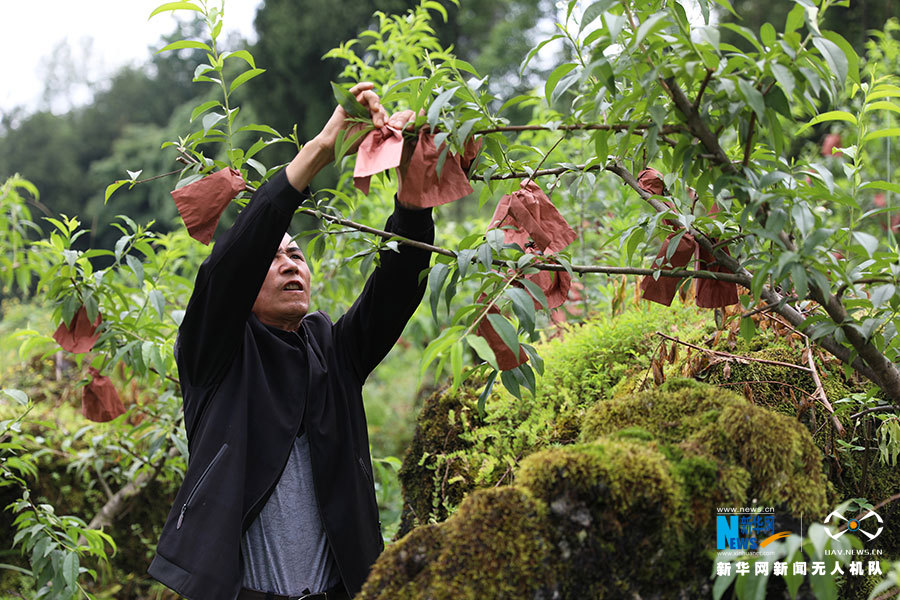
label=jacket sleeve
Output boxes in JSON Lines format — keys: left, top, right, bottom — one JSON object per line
{"left": 333, "top": 201, "right": 434, "bottom": 383}
{"left": 176, "top": 170, "right": 309, "bottom": 386}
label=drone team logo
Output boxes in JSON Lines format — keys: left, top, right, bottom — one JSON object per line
{"left": 824, "top": 508, "right": 884, "bottom": 542}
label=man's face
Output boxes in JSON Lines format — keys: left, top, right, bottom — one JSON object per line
{"left": 251, "top": 233, "right": 311, "bottom": 330}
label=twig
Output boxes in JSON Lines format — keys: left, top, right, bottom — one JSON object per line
{"left": 133, "top": 169, "right": 183, "bottom": 185}
{"left": 872, "top": 588, "right": 899, "bottom": 600}
{"left": 741, "top": 296, "right": 799, "bottom": 318}
{"left": 805, "top": 338, "right": 843, "bottom": 435}
{"left": 715, "top": 379, "right": 819, "bottom": 399}
{"left": 850, "top": 405, "right": 900, "bottom": 419}
{"left": 94, "top": 465, "right": 114, "bottom": 501}
{"left": 871, "top": 491, "right": 900, "bottom": 514}
{"left": 82, "top": 445, "right": 179, "bottom": 538}
{"left": 637, "top": 339, "right": 665, "bottom": 392}
{"left": 836, "top": 277, "right": 894, "bottom": 298}
{"left": 473, "top": 123, "right": 684, "bottom": 135}
{"left": 693, "top": 69, "right": 715, "bottom": 111}
{"left": 656, "top": 332, "right": 813, "bottom": 372}
{"left": 523, "top": 133, "right": 567, "bottom": 188}
{"left": 742, "top": 112, "right": 757, "bottom": 168}
{"left": 483, "top": 163, "right": 599, "bottom": 181}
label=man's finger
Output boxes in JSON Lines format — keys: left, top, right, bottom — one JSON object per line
{"left": 356, "top": 90, "right": 381, "bottom": 109}
{"left": 388, "top": 110, "right": 416, "bottom": 130}
{"left": 348, "top": 81, "right": 375, "bottom": 96}
{"left": 355, "top": 90, "right": 387, "bottom": 128}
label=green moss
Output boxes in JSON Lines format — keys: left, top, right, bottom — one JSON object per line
{"left": 397, "top": 385, "right": 478, "bottom": 535}
{"left": 383, "top": 304, "right": 891, "bottom": 599}
{"left": 698, "top": 402, "right": 828, "bottom": 516}
{"left": 361, "top": 488, "right": 556, "bottom": 599}
{"left": 579, "top": 382, "right": 738, "bottom": 444}
{"left": 398, "top": 302, "right": 711, "bottom": 534}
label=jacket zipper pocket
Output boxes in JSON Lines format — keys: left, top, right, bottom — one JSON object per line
{"left": 177, "top": 442, "right": 228, "bottom": 529}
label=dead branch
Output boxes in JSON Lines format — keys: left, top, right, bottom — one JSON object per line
{"left": 85, "top": 446, "right": 179, "bottom": 533}
{"left": 656, "top": 332, "right": 813, "bottom": 372}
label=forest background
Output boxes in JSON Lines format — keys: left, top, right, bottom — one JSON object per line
{"left": 1, "top": 0, "right": 900, "bottom": 597}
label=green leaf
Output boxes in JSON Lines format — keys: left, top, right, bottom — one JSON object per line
{"left": 812, "top": 37, "right": 848, "bottom": 85}
{"left": 450, "top": 340, "right": 463, "bottom": 390}
{"left": 785, "top": 3, "right": 804, "bottom": 34}
{"left": 506, "top": 287, "right": 536, "bottom": 334}
{"left": 770, "top": 63, "right": 796, "bottom": 98}
{"left": 223, "top": 49, "right": 256, "bottom": 68}
{"left": 330, "top": 82, "right": 369, "bottom": 119}
{"left": 633, "top": 12, "right": 669, "bottom": 47}
{"left": 423, "top": 0, "right": 449, "bottom": 21}
{"left": 104, "top": 181, "right": 127, "bottom": 204}
{"left": 520, "top": 278, "right": 549, "bottom": 310}
{"left": 579, "top": 0, "right": 616, "bottom": 35}
{"left": 852, "top": 231, "right": 879, "bottom": 257}
{"left": 796, "top": 110, "right": 857, "bottom": 135}
{"left": 148, "top": 289, "right": 165, "bottom": 320}
{"left": 190, "top": 100, "right": 222, "bottom": 122}
{"left": 476, "top": 370, "right": 498, "bottom": 418}
{"left": 467, "top": 334, "right": 499, "bottom": 371}
{"left": 125, "top": 255, "right": 144, "bottom": 286}
{"left": 822, "top": 30, "right": 858, "bottom": 85}
{"left": 544, "top": 64, "right": 577, "bottom": 105}
{"left": 740, "top": 316, "right": 756, "bottom": 344}
{"left": 229, "top": 68, "right": 265, "bottom": 94}
{"left": 737, "top": 79, "right": 766, "bottom": 120}
{"left": 500, "top": 369, "right": 521, "bottom": 399}
{"left": 520, "top": 34, "right": 563, "bottom": 74}
{"left": 760, "top": 22, "right": 776, "bottom": 47}
{"left": 427, "top": 86, "right": 459, "bottom": 128}
{"left": 870, "top": 284, "right": 895, "bottom": 309}
{"left": 202, "top": 112, "right": 226, "bottom": 134}
{"left": 1, "top": 389, "right": 28, "bottom": 406}
{"left": 149, "top": 2, "right": 203, "bottom": 19}
{"left": 720, "top": 23, "right": 763, "bottom": 53}
{"left": 62, "top": 552, "right": 78, "bottom": 590}
{"left": 428, "top": 263, "right": 450, "bottom": 319}
{"left": 156, "top": 39, "right": 210, "bottom": 54}
{"left": 486, "top": 313, "right": 519, "bottom": 358}
{"left": 864, "top": 100, "right": 900, "bottom": 115}
{"left": 863, "top": 128, "right": 900, "bottom": 143}
{"left": 236, "top": 123, "right": 281, "bottom": 136}
{"left": 551, "top": 67, "right": 582, "bottom": 105}
{"left": 861, "top": 180, "right": 900, "bottom": 195}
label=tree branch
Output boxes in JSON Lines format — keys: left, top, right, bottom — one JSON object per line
{"left": 850, "top": 405, "right": 900, "bottom": 419}
{"left": 693, "top": 69, "right": 715, "bottom": 111}
{"left": 656, "top": 332, "right": 814, "bottom": 372}
{"left": 85, "top": 446, "right": 179, "bottom": 533}
{"left": 473, "top": 122, "right": 685, "bottom": 135}
{"left": 742, "top": 112, "right": 757, "bottom": 168}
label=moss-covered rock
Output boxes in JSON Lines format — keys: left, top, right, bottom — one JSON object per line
{"left": 380, "top": 306, "right": 898, "bottom": 599}
{"left": 361, "top": 487, "right": 557, "bottom": 599}
{"left": 397, "top": 303, "right": 711, "bottom": 535}
{"left": 370, "top": 383, "right": 830, "bottom": 598}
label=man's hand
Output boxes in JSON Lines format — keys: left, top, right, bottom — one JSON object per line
{"left": 314, "top": 82, "right": 388, "bottom": 158}
{"left": 286, "top": 82, "right": 388, "bottom": 191}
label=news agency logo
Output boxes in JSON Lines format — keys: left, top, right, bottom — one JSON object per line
{"left": 824, "top": 508, "right": 884, "bottom": 542}
{"left": 716, "top": 510, "right": 791, "bottom": 551}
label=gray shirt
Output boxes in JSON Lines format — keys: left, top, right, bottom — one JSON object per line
{"left": 240, "top": 432, "right": 340, "bottom": 594}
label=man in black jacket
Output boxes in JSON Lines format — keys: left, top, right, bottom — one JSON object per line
{"left": 148, "top": 83, "right": 433, "bottom": 600}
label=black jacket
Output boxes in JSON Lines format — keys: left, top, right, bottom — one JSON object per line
{"left": 148, "top": 170, "right": 433, "bottom": 600}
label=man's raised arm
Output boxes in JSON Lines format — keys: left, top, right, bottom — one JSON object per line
{"left": 177, "top": 84, "right": 388, "bottom": 386}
